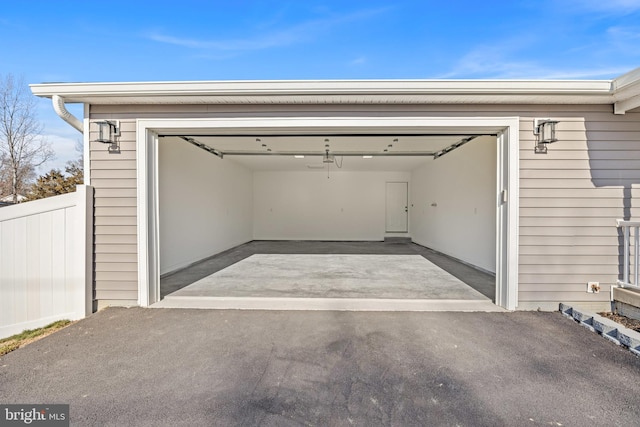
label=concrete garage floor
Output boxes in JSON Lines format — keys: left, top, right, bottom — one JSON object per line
{"left": 158, "top": 241, "right": 498, "bottom": 311}
{"left": 1, "top": 308, "right": 639, "bottom": 426}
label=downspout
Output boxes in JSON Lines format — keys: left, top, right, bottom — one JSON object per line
{"left": 52, "top": 95, "right": 83, "bottom": 133}
{"left": 51, "top": 96, "right": 91, "bottom": 312}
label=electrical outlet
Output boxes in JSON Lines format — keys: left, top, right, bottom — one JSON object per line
{"left": 587, "top": 282, "right": 600, "bottom": 293}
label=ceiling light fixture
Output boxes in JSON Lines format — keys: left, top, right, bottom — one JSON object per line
{"left": 363, "top": 155, "right": 373, "bottom": 159}
{"left": 294, "top": 155, "right": 305, "bottom": 159}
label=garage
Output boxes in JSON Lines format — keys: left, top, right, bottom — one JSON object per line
{"left": 137, "top": 117, "right": 517, "bottom": 311}
{"left": 31, "top": 74, "right": 640, "bottom": 313}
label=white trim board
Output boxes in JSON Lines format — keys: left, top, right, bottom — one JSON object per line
{"left": 136, "top": 116, "right": 519, "bottom": 310}
{"left": 152, "top": 297, "right": 505, "bottom": 312}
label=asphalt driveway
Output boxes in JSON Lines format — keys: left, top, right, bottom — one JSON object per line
{"left": 1, "top": 308, "right": 639, "bottom": 426}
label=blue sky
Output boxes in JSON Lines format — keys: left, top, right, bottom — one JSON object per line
{"left": 1, "top": 0, "right": 639, "bottom": 170}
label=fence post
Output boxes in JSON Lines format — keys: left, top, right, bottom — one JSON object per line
{"left": 73, "top": 185, "right": 94, "bottom": 317}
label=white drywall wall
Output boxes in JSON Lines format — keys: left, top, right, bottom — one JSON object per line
{"left": 159, "top": 138, "right": 253, "bottom": 274}
{"left": 253, "top": 170, "right": 410, "bottom": 241}
{"left": 410, "top": 136, "right": 497, "bottom": 272}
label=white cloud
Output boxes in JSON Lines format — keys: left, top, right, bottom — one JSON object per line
{"left": 563, "top": 0, "right": 640, "bottom": 13}
{"left": 437, "top": 40, "right": 540, "bottom": 79}
{"left": 441, "top": 51, "right": 632, "bottom": 79}
{"left": 147, "top": 31, "right": 295, "bottom": 51}
{"left": 38, "top": 133, "right": 81, "bottom": 174}
{"left": 35, "top": 102, "right": 83, "bottom": 174}
{"left": 526, "top": 67, "right": 635, "bottom": 79}
{"left": 438, "top": 31, "right": 637, "bottom": 80}
{"left": 146, "top": 7, "right": 390, "bottom": 53}
{"left": 438, "top": 49, "right": 634, "bottom": 80}
{"left": 606, "top": 25, "right": 640, "bottom": 49}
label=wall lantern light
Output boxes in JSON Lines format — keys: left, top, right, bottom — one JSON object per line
{"left": 95, "top": 120, "right": 121, "bottom": 144}
{"left": 534, "top": 118, "right": 559, "bottom": 154}
{"left": 95, "top": 120, "right": 121, "bottom": 153}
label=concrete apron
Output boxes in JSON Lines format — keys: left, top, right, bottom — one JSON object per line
{"left": 153, "top": 254, "right": 504, "bottom": 312}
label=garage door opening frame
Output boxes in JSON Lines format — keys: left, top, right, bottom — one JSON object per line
{"left": 136, "top": 117, "right": 520, "bottom": 310}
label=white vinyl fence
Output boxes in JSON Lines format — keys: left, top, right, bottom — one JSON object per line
{"left": 0, "top": 185, "right": 93, "bottom": 339}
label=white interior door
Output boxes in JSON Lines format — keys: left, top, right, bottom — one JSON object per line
{"left": 386, "top": 182, "right": 408, "bottom": 232}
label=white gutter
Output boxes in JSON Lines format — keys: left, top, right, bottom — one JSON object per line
{"left": 52, "top": 95, "right": 83, "bottom": 133}
{"left": 613, "top": 67, "right": 640, "bottom": 114}
{"left": 31, "top": 79, "right": 614, "bottom": 98}
{"left": 28, "top": 68, "right": 640, "bottom": 111}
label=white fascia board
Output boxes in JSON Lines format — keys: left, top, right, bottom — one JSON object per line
{"left": 613, "top": 67, "right": 640, "bottom": 114}
{"left": 613, "top": 67, "right": 640, "bottom": 90}
{"left": 30, "top": 79, "right": 615, "bottom": 105}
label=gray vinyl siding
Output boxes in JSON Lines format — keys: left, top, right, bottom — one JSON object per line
{"left": 517, "top": 109, "right": 640, "bottom": 309}
{"left": 89, "top": 118, "right": 138, "bottom": 307}
{"left": 89, "top": 103, "right": 640, "bottom": 310}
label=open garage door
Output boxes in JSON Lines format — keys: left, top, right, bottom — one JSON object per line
{"left": 136, "top": 117, "right": 519, "bottom": 310}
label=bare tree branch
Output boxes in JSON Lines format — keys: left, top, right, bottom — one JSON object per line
{"left": 0, "top": 74, "right": 54, "bottom": 203}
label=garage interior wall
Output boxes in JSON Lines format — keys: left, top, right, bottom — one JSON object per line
{"left": 159, "top": 137, "right": 253, "bottom": 275}
{"left": 158, "top": 135, "right": 497, "bottom": 275}
{"left": 253, "top": 170, "right": 410, "bottom": 241}
{"left": 410, "top": 136, "right": 497, "bottom": 273}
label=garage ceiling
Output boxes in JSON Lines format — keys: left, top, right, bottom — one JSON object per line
{"left": 161, "top": 134, "right": 494, "bottom": 172}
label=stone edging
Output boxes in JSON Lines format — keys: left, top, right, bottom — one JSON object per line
{"left": 560, "top": 303, "right": 640, "bottom": 357}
